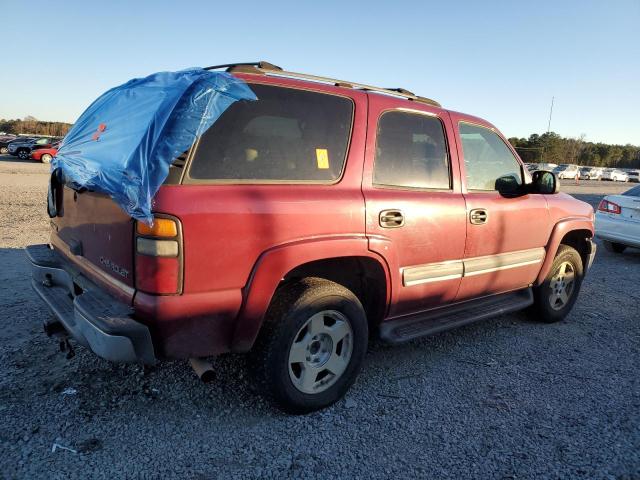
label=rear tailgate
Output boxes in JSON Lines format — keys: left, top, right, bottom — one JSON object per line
{"left": 51, "top": 186, "right": 135, "bottom": 290}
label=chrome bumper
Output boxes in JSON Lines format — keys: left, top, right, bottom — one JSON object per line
{"left": 26, "top": 244, "right": 155, "bottom": 365}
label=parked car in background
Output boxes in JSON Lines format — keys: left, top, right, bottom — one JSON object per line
{"left": 0, "top": 135, "right": 20, "bottom": 154}
{"left": 627, "top": 170, "right": 639, "bottom": 183}
{"left": 579, "top": 166, "right": 601, "bottom": 180}
{"left": 556, "top": 164, "right": 580, "bottom": 180}
{"left": 30, "top": 144, "right": 59, "bottom": 163}
{"left": 8, "top": 137, "right": 57, "bottom": 160}
{"left": 535, "top": 162, "right": 557, "bottom": 172}
{"left": 596, "top": 184, "right": 640, "bottom": 253}
{"left": 601, "top": 169, "right": 629, "bottom": 182}
{"left": 28, "top": 62, "right": 597, "bottom": 413}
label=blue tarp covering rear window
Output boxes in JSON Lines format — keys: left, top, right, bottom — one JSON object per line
{"left": 52, "top": 69, "right": 256, "bottom": 224}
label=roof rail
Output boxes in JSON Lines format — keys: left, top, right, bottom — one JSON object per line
{"left": 203, "top": 61, "right": 441, "bottom": 108}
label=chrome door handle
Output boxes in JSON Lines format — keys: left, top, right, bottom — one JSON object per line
{"left": 379, "top": 210, "right": 404, "bottom": 228}
{"left": 469, "top": 208, "right": 488, "bottom": 225}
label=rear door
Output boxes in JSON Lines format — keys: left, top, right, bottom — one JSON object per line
{"left": 363, "top": 96, "right": 467, "bottom": 317}
{"left": 451, "top": 117, "right": 552, "bottom": 301}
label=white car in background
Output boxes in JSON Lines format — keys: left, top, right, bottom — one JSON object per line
{"left": 596, "top": 184, "right": 640, "bottom": 252}
{"left": 556, "top": 164, "right": 580, "bottom": 180}
{"left": 536, "top": 162, "right": 557, "bottom": 172}
{"left": 627, "top": 170, "right": 640, "bottom": 183}
{"left": 601, "top": 168, "right": 629, "bottom": 182}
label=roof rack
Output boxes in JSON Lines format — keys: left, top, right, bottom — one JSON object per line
{"left": 203, "top": 61, "right": 441, "bottom": 108}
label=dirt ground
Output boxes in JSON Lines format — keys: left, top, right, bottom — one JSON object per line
{"left": 0, "top": 155, "right": 638, "bottom": 479}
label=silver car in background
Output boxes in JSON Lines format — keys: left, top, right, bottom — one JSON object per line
{"left": 601, "top": 168, "right": 629, "bottom": 182}
{"left": 579, "top": 166, "right": 602, "bottom": 180}
{"left": 595, "top": 184, "right": 640, "bottom": 252}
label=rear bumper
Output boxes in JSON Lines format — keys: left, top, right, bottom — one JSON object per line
{"left": 595, "top": 213, "right": 640, "bottom": 249}
{"left": 26, "top": 244, "right": 156, "bottom": 365}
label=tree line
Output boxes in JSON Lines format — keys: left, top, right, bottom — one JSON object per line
{"left": 0, "top": 117, "right": 72, "bottom": 137}
{"left": 2, "top": 116, "right": 638, "bottom": 169}
{"left": 509, "top": 132, "right": 640, "bottom": 169}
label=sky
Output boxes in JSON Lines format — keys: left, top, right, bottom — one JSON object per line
{"left": 1, "top": 0, "right": 638, "bottom": 145}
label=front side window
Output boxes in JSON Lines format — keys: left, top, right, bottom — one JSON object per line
{"left": 459, "top": 123, "right": 522, "bottom": 191}
{"left": 188, "top": 84, "right": 353, "bottom": 182}
{"left": 373, "top": 111, "right": 450, "bottom": 189}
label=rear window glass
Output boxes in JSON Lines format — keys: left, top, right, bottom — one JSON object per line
{"left": 187, "top": 84, "right": 353, "bottom": 182}
{"left": 623, "top": 185, "right": 640, "bottom": 197}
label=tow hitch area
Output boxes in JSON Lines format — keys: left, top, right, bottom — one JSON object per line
{"left": 27, "top": 244, "right": 156, "bottom": 365}
{"left": 59, "top": 337, "right": 75, "bottom": 360}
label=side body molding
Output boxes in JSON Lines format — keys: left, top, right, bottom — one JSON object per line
{"left": 535, "top": 217, "right": 594, "bottom": 285}
{"left": 230, "top": 236, "right": 392, "bottom": 352}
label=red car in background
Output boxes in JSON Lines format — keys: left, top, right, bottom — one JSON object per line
{"left": 30, "top": 144, "right": 58, "bottom": 163}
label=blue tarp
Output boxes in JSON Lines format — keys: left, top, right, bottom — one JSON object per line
{"left": 52, "top": 69, "right": 256, "bottom": 224}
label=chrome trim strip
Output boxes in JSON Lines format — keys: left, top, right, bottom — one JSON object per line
{"left": 403, "top": 261, "right": 463, "bottom": 286}
{"left": 463, "top": 258, "right": 542, "bottom": 277}
{"left": 463, "top": 248, "right": 546, "bottom": 277}
{"left": 402, "top": 247, "right": 546, "bottom": 286}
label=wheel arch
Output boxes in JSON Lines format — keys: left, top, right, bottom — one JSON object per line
{"left": 536, "top": 217, "right": 594, "bottom": 285}
{"left": 230, "top": 237, "right": 392, "bottom": 353}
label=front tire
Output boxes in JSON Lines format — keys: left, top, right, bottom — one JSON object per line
{"left": 41, "top": 153, "right": 52, "bottom": 164}
{"left": 17, "top": 149, "right": 29, "bottom": 160}
{"left": 0, "top": 147, "right": 7, "bottom": 154}
{"left": 250, "top": 277, "right": 368, "bottom": 414}
{"left": 530, "top": 245, "right": 584, "bottom": 323}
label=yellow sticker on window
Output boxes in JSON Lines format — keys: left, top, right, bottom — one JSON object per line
{"left": 316, "top": 148, "right": 329, "bottom": 169}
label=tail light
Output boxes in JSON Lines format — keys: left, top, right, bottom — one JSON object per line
{"left": 597, "top": 199, "right": 621, "bottom": 215}
{"left": 135, "top": 216, "right": 182, "bottom": 294}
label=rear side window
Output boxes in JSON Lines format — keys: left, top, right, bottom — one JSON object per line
{"left": 459, "top": 123, "right": 522, "bottom": 191}
{"left": 188, "top": 84, "right": 353, "bottom": 182}
{"left": 373, "top": 111, "right": 450, "bottom": 189}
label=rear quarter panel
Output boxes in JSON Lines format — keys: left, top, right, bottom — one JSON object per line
{"left": 148, "top": 81, "right": 370, "bottom": 354}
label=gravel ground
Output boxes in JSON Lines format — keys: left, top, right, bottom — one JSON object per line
{"left": 0, "top": 155, "right": 638, "bottom": 479}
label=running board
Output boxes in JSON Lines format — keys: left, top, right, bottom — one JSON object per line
{"left": 379, "top": 288, "right": 533, "bottom": 344}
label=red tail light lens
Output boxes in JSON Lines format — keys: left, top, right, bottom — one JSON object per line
{"left": 135, "top": 255, "right": 180, "bottom": 294}
{"left": 597, "top": 199, "right": 621, "bottom": 214}
{"left": 135, "top": 216, "right": 182, "bottom": 294}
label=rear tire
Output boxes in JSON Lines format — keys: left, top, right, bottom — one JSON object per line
{"left": 530, "top": 245, "right": 584, "bottom": 323}
{"left": 603, "top": 240, "right": 626, "bottom": 253}
{"left": 249, "top": 277, "right": 368, "bottom": 414}
{"left": 41, "top": 153, "right": 52, "bottom": 164}
{"left": 0, "top": 147, "right": 7, "bottom": 154}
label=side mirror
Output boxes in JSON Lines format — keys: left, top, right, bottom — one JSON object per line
{"left": 495, "top": 173, "right": 522, "bottom": 196}
{"left": 531, "top": 170, "right": 560, "bottom": 194}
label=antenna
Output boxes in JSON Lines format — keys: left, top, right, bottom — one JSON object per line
{"left": 547, "top": 96, "right": 554, "bottom": 133}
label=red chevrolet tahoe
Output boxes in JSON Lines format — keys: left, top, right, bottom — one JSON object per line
{"left": 28, "top": 62, "right": 596, "bottom": 413}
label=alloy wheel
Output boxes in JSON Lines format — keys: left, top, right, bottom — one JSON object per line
{"left": 548, "top": 261, "right": 576, "bottom": 310}
{"left": 288, "top": 310, "right": 353, "bottom": 394}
